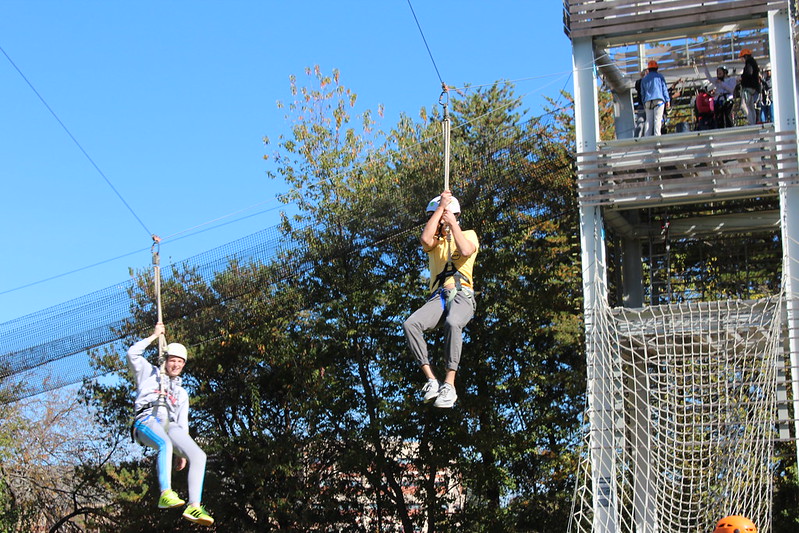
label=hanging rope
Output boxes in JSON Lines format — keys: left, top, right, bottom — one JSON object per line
{"left": 437, "top": 83, "right": 458, "bottom": 278}
{"left": 440, "top": 83, "right": 451, "bottom": 192}
{"left": 151, "top": 235, "right": 168, "bottom": 398}
{"left": 661, "top": 213, "right": 672, "bottom": 300}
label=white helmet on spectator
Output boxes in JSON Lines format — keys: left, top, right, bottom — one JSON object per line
{"left": 426, "top": 195, "right": 461, "bottom": 214}
{"left": 165, "top": 343, "right": 188, "bottom": 361}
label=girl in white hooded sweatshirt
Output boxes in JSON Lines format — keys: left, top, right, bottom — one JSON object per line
{"left": 128, "top": 323, "right": 214, "bottom": 526}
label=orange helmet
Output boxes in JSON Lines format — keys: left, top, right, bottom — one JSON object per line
{"left": 714, "top": 515, "right": 757, "bottom": 533}
{"left": 739, "top": 48, "right": 753, "bottom": 58}
{"left": 647, "top": 60, "right": 658, "bottom": 69}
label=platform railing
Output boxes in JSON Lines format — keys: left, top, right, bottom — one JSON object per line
{"left": 564, "top": 0, "right": 786, "bottom": 40}
{"left": 576, "top": 125, "right": 799, "bottom": 207}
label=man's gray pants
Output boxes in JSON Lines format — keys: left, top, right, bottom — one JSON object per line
{"left": 403, "top": 289, "right": 476, "bottom": 372}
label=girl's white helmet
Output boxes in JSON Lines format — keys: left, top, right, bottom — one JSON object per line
{"left": 165, "top": 343, "right": 188, "bottom": 361}
{"left": 426, "top": 195, "right": 461, "bottom": 214}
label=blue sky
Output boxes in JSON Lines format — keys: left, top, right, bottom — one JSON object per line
{"left": 0, "top": 1, "right": 574, "bottom": 323}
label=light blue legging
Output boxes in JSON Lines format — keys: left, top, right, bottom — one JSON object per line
{"left": 134, "top": 416, "right": 207, "bottom": 505}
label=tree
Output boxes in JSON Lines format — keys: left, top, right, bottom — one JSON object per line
{"left": 0, "top": 386, "right": 124, "bottom": 532}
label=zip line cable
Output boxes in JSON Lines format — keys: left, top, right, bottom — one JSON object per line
{"left": 0, "top": 246, "right": 149, "bottom": 296}
{"left": 405, "top": 0, "right": 444, "bottom": 85}
{"left": 159, "top": 198, "right": 284, "bottom": 241}
{"left": 446, "top": 71, "right": 576, "bottom": 92}
{"left": 404, "top": 0, "right": 451, "bottom": 191}
{"left": 1, "top": 44, "right": 153, "bottom": 237}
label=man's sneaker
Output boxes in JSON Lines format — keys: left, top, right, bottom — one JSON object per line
{"left": 421, "top": 379, "right": 440, "bottom": 403}
{"left": 158, "top": 489, "right": 185, "bottom": 509}
{"left": 183, "top": 504, "right": 214, "bottom": 526}
{"left": 433, "top": 383, "right": 458, "bottom": 408}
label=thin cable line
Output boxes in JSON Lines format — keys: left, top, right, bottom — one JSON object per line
{"left": 447, "top": 70, "right": 576, "bottom": 91}
{"left": 163, "top": 203, "right": 285, "bottom": 244}
{"left": 160, "top": 198, "right": 283, "bottom": 241}
{"left": 0, "top": 202, "right": 287, "bottom": 296}
{"left": 405, "top": 0, "right": 444, "bottom": 85}
{"left": 0, "top": 246, "right": 150, "bottom": 296}
{"left": 0, "top": 44, "right": 153, "bottom": 237}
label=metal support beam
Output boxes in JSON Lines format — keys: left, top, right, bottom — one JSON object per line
{"left": 770, "top": 6, "right": 799, "bottom": 470}
{"left": 595, "top": 46, "right": 638, "bottom": 139}
{"left": 574, "top": 36, "right": 618, "bottom": 533}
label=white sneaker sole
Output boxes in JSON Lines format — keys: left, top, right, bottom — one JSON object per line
{"left": 434, "top": 396, "right": 457, "bottom": 408}
{"left": 423, "top": 393, "right": 439, "bottom": 404}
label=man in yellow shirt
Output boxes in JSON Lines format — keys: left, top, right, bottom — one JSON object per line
{"left": 403, "top": 190, "right": 479, "bottom": 408}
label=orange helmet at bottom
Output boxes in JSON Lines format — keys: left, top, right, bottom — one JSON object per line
{"left": 714, "top": 515, "right": 757, "bottom": 533}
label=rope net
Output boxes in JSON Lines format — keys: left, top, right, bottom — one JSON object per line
{"left": 0, "top": 223, "right": 297, "bottom": 399}
{"left": 569, "top": 295, "right": 785, "bottom": 533}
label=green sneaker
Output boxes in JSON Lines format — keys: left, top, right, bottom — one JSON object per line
{"left": 158, "top": 489, "right": 185, "bottom": 509}
{"left": 182, "top": 504, "right": 214, "bottom": 526}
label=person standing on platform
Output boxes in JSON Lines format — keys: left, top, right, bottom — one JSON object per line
{"left": 760, "top": 62, "right": 773, "bottom": 124}
{"left": 641, "top": 60, "right": 671, "bottom": 136}
{"left": 703, "top": 60, "right": 737, "bottom": 128}
{"left": 738, "top": 48, "right": 761, "bottom": 125}
{"left": 634, "top": 68, "right": 648, "bottom": 137}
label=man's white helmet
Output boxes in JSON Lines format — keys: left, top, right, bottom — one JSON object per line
{"left": 165, "top": 342, "right": 188, "bottom": 361}
{"left": 425, "top": 195, "right": 461, "bottom": 214}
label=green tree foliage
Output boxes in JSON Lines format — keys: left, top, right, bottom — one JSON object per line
{"left": 773, "top": 443, "right": 799, "bottom": 531}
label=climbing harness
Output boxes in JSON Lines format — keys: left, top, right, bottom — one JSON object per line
{"left": 430, "top": 231, "right": 472, "bottom": 311}
{"left": 130, "top": 400, "right": 166, "bottom": 442}
{"left": 432, "top": 258, "right": 469, "bottom": 293}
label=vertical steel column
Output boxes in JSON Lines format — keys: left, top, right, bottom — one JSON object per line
{"left": 770, "top": 6, "right": 799, "bottom": 467}
{"left": 573, "top": 36, "right": 617, "bottom": 532}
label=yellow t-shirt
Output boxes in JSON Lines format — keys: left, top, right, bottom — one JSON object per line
{"left": 425, "top": 229, "right": 479, "bottom": 292}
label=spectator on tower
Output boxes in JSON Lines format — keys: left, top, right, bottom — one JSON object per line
{"left": 703, "top": 60, "right": 737, "bottom": 128}
{"left": 693, "top": 83, "right": 715, "bottom": 130}
{"left": 760, "top": 62, "right": 773, "bottom": 123}
{"left": 640, "top": 60, "right": 671, "bottom": 136}
{"left": 634, "top": 68, "right": 648, "bottom": 137}
{"left": 738, "top": 48, "right": 761, "bottom": 125}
